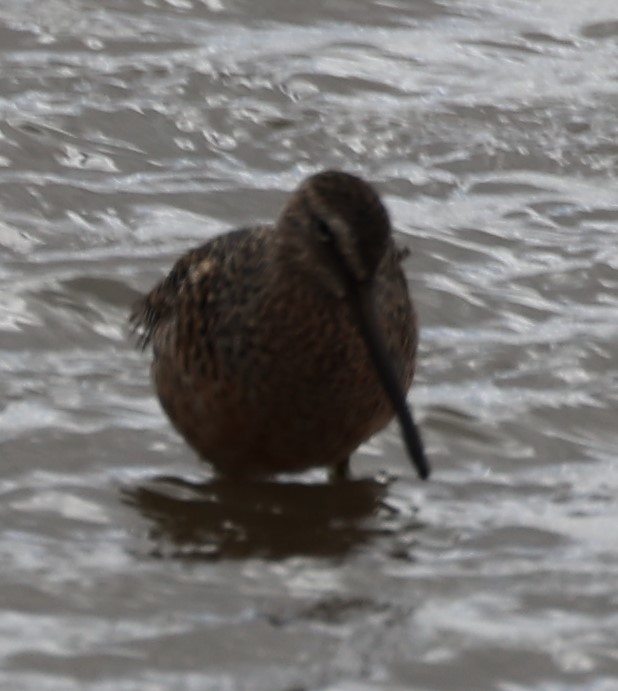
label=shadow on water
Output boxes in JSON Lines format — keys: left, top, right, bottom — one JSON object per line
{"left": 121, "top": 474, "right": 422, "bottom": 560}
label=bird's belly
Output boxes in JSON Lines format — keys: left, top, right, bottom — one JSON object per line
{"left": 152, "top": 351, "right": 404, "bottom": 477}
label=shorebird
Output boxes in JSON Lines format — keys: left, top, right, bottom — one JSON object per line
{"left": 130, "top": 170, "right": 429, "bottom": 481}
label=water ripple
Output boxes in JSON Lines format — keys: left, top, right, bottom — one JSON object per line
{"left": 1, "top": 0, "right": 617, "bottom": 689}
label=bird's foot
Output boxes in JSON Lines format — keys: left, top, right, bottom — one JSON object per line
{"left": 329, "top": 457, "right": 350, "bottom": 482}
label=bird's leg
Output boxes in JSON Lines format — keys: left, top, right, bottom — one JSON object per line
{"left": 329, "top": 457, "right": 350, "bottom": 482}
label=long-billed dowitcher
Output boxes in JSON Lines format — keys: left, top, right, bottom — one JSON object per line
{"left": 130, "top": 170, "right": 430, "bottom": 481}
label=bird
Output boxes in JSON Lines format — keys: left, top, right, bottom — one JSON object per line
{"left": 130, "top": 170, "right": 430, "bottom": 482}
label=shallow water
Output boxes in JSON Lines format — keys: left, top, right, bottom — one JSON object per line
{"left": 1, "top": 0, "right": 617, "bottom": 689}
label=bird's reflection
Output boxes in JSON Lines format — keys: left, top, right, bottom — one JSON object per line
{"left": 122, "top": 473, "right": 420, "bottom": 560}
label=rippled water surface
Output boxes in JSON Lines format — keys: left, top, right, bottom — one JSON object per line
{"left": 1, "top": 0, "right": 618, "bottom": 689}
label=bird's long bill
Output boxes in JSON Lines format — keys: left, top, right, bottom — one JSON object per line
{"left": 352, "top": 284, "right": 430, "bottom": 480}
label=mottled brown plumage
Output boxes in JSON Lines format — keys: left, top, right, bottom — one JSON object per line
{"left": 130, "top": 171, "right": 429, "bottom": 480}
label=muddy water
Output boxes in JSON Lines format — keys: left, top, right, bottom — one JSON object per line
{"left": 1, "top": 0, "right": 617, "bottom": 689}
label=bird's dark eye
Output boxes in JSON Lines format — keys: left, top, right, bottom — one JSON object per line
{"left": 314, "top": 217, "right": 334, "bottom": 243}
